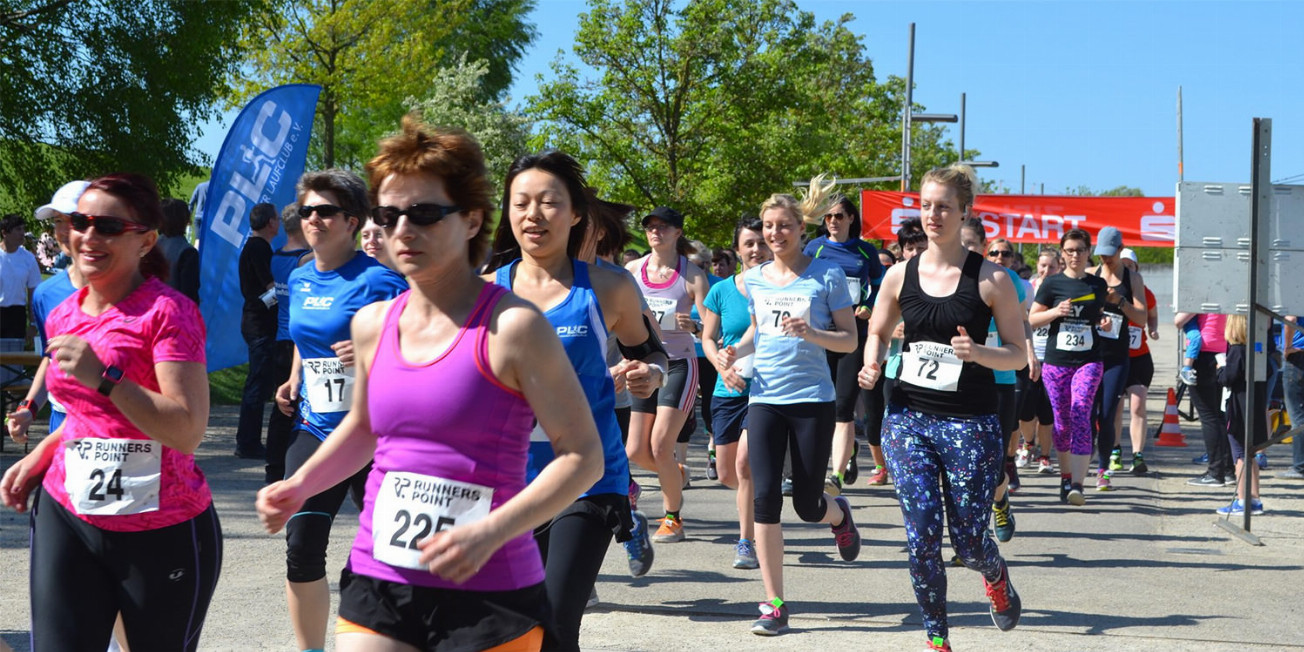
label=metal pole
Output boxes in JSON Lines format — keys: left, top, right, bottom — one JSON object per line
{"left": 901, "top": 23, "right": 915, "bottom": 192}
{"left": 959, "top": 91, "right": 970, "bottom": 162}
{"left": 1021, "top": 164, "right": 1026, "bottom": 194}
{"left": 1178, "top": 86, "right": 1185, "bottom": 181}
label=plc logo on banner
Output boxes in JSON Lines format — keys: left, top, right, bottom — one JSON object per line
{"left": 209, "top": 101, "right": 305, "bottom": 248}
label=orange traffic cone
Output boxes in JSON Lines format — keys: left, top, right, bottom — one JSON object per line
{"left": 1155, "top": 387, "right": 1187, "bottom": 447}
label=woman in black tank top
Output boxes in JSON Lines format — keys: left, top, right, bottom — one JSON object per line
{"left": 1086, "top": 226, "right": 1149, "bottom": 489}
{"left": 857, "top": 165, "right": 1027, "bottom": 651}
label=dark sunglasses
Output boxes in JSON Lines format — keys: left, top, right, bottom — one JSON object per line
{"left": 988, "top": 250, "right": 1013, "bottom": 258}
{"left": 370, "top": 203, "right": 464, "bottom": 229}
{"left": 298, "top": 204, "right": 350, "bottom": 219}
{"left": 68, "top": 212, "right": 153, "bottom": 236}
{"left": 823, "top": 212, "right": 850, "bottom": 221}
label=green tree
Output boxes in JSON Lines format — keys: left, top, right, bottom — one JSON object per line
{"left": 232, "top": 0, "right": 536, "bottom": 171}
{"left": 406, "top": 56, "right": 532, "bottom": 205}
{"left": 0, "top": 0, "right": 262, "bottom": 216}
{"left": 526, "top": 0, "right": 957, "bottom": 247}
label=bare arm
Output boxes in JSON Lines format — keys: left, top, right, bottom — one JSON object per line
{"left": 860, "top": 263, "right": 905, "bottom": 388}
{"left": 968, "top": 264, "right": 1029, "bottom": 371}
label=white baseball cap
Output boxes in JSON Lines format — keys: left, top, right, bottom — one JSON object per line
{"left": 34, "top": 180, "right": 91, "bottom": 221}
{"left": 1119, "top": 247, "right": 1138, "bottom": 263}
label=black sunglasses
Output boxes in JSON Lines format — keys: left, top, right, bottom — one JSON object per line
{"left": 298, "top": 204, "right": 350, "bottom": 219}
{"left": 823, "top": 212, "right": 850, "bottom": 221}
{"left": 68, "top": 212, "right": 153, "bottom": 236}
{"left": 370, "top": 204, "right": 464, "bottom": 229}
{"left": 988, "top": 250, "right": 1013, "bottom": 258}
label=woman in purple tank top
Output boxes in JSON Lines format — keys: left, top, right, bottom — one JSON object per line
{"left": 255, "top": 117, "right": 604, "bottom": 652}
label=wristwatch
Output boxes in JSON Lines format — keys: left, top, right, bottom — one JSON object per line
{"left": 98, "top": 365, "right": 125, "bottom": 396}
{"left": 16, "top": 398, "right": 35, "bottom": 413}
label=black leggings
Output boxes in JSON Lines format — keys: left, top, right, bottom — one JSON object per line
{"left": 697, "top": 354, "right": 717, "bottom": 434}
{"left": 534, "top": 499, "right": 617, "bottom": 652}
{"left": 30, "top": 489, "right": 223, "bottom": 652}
{"left": 827, "top": 324, "right": 869, "bottom": 423}
{"left": 1189, "top": 351, "right": 1233, "bottom": 478}
{"left": 863, "top": 375, "right": 886, "bottom": 447}
{"left": 283, "top": 429, "right": 368, "bottom": 583}
{"left": 747, "top": 402, "right": 835, "bottom": 524}
{"left": 1095, "top": 356, "right": 1131, "bottom": 468}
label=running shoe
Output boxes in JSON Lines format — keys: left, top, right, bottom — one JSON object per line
{"left": 950, "top": 554, "right": 967, "bottom": 568}
{"left": 866, "top": 465, "right": 890, "bottom": 486}
{"left": 1256, "top": 452, "right": 1268, "bottom": 471}
{"left": 983, "top": 562, "right": 1022, "bottom": 631}
{"left": 781, "top": 476, "right": 793, "bottom": 496}
{"left": 1109, "top": 447, "right": 1124, "bottom": 471}
{"left": 1096, "top": 469, "right": 1113, "bottom": 491}
{"left": 824, "top": 474, "right": 843, "bottom": 497}
{"left": 624, "top": 510, "right": 655, "bottom": 577}
{"left": 992, "top": 499, "right": 1016, "bottom": 543}
{"left": 679, "top": 463, "right": 691, "bottom": 489}
{"left": 1037, "top": 456, "right": 1055, "bottom": 474}
{"left": 1193, "top": 452, "right": 1208, "bottom": 465}
{"left": 844, "top": 440, "right": 860, "bottom": 484}
{"left": 652, "top": 515, "right": 684, "bottom": 543}
{"left": 1067, "top": 484, "right": 1086, "bottom": 506}
{"left": 1187, "top": 473, "right": 1224, "bottom": 487}
{"left": 1005, "top": 460, "right": 1021, "bottom": 492}
{"left": 751, "top": 599, "right": 789, "bottom": 636}
{"left": 1180, "top": 366, "right": 1198, "bottom": 385}
{"left": 1215, "top": 498, "right": 1264, "bottom": 515}
{"left": 1015, "top": 446, "right": 1030, "bottom": 468}
{"left": 586, "top": 587, "right": 599, "bottom": 609}
{"left": 733, "top": 538, "right": 759, "bottom": 570}
{"left": 1130, "top": 454, "right": 1149, "bottom": 475}
{"left": 831, "top": 495, "right": 861, "bottom": 561}
{"left": 707, "top": 450, "right": 719, "bottom": 481}
{"left": 926, "top": 636, "right": 953, "bottom": 651}
{"left": 1059, "top": 477, "right": 1072, "bottom": 503}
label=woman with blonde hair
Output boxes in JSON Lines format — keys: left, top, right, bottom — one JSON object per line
{"left": 1215, "top": 314, "right": 1267, "bottom": 514}
{"left": 717, "top": 175, "right": 861, "bottom": 635}
{"left": 860, "top": 164, "right": 1027, "bottom": 651}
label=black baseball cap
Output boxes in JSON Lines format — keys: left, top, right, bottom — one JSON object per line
{"left": 641, "top": 206, "right": 684, "bottom": 229}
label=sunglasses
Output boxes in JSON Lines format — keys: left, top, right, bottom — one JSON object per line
{"left": 988, "top": 250, "right": 1013, "bottom": 258}
{"left": 370, "top": 203, "right": 463, "bottom": 229}
{"left": 298, "top": 204, "right": 350, "bottom": 219}
{"left": 1062, "top": 247, "right": 1088, "bottom": 255}
{"left": 823, "top": 212, "right": 850, "bottom": 221}
{"left": 68, "top": 212, "right": 153, "bottom": 236}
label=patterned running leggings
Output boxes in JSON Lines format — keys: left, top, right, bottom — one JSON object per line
{"left": 882, "top": 404, "right": 1006, "bottom": 641}
{"left": 1041, "top": 361, "right": 1104, "bottom": 455}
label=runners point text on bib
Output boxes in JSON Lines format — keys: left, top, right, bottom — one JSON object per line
{"left": 63, "top": 438, "right": 162, "bottom": 515}
{"left": 372, "top": 471, "right": 494, "bottom": 571}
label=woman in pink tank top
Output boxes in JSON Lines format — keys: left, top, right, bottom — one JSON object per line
{"left": 255, "top": 117, "right": 604, "bottom": 652}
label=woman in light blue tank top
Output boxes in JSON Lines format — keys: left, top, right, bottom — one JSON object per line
{"left": 484, "top": 151, "right": 670, "bottom": 652}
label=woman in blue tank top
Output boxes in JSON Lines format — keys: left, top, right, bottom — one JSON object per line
{"left": 257, "top": 120, "right": 604, "bottom": 652}
{"left": 484, "top": 151, "right": 670, "bottom": 652}
{"left": 859, "top": 165, "right": 1027, "bottom": 651}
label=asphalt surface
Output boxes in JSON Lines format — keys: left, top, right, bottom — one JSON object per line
{"left": 2, "top": 347, "right": 1302, "bottom": 651}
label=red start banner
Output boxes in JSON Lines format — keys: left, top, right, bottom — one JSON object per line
{"left": 860, "top": 191, "right": 1176, "bottom": 248}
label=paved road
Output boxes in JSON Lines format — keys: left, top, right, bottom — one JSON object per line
{"left": 2, "top": 343, "right": 1302, "bottom": 651}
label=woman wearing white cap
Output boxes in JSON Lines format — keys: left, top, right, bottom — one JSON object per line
{"left": 1115, "top": 248, "right": 1159, "bottom": 473}
{"left": 1085, "top": 226, "right": 1147, "bottom": 490}
{"left": 7, "top": 180, "right": 91, "bottom": 445}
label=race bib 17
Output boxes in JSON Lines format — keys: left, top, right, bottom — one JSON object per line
{"left": 644, "top": 296, "right": 680, "bottom": 331}
{"left": 302, "top": 357, "right": 354, "bottom": 414}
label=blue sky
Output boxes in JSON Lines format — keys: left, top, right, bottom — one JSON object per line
{"left": 197, "top": 1, "right": 1303, "bottom": 196}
